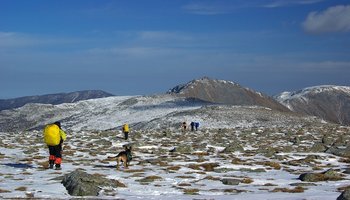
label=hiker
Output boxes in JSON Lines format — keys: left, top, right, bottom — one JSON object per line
{"left": 182, "top": 122, "right": 187, "bottom": 131}
{"left": 195, "top": 122, "right": 200, "bottom": 131}
{"left": 190, "top": 122, "right": 195, "bottom": 131}
{"left": 122, "top": 123, "right": 129, "bottom": 140}
{"left": 43, "top": 121, "right": 67, "bottom": 170}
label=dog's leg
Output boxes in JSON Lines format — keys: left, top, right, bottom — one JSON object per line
{"left": 116, "top": 158, "right": 120, "bottom": 170}
{"left": 124, "top": 160, "right": 128, "bottom": 169}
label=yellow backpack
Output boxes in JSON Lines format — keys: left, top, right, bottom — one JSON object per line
{"left": 43, "top": 124, "right": 61, "bottom": 146}
{"left": 123, "top": 124, "right": 129, "bottom": 132}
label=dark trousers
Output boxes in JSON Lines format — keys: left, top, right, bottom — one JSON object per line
{"left": 48, "top": 144, "right": 63, "bottom": 166}
{"left": 49, "top": 145, "right": 62, "bottom": 158}
{"left": 124, "top": 132, "right": 129, "bottom": 140}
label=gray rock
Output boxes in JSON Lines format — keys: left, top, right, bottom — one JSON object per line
{"left": 299, "top": 169, "right": 343, "bottom": 182}
{"left": 291, "top": 137, "right": 300, "bottom": 145}
{"left": 334, "top": 135, "right": 347, "bottom": 147}
{"left": 290, "top": 182, "right": 317, "bottom": 187}
{"left": 326, "top": 146, "right": 350, "bottom": 158}
{"left": 175, "top": 144, "right": 193, "bottom": 154}
{"left": 310, "top": 143, "right": 327, "bottom": 152}
{"left": 343, "top": 168, "right": 350, "bottom": 174}
{"left": 62, "top": 169, "right": 125, "bottom": 196}
{"left": 322, "top": 136, "right": 334, "bottom": 145}
{"left": 337, "top": 188, "right": 350, "bottom": 200}
{"left": 222, "top": 143, "right": 244, "bottom": 153}
{"left": 221, "top": 178, "right": 241, "bottom": 185}
{"left": 257, "top": 147, "right": 277, "bottom": 157}
{"left": 94, "top": 139, "right": 112, "bottom": 146}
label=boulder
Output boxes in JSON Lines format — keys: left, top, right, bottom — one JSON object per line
{"left": 310, "top": 143, "right": 327, "bottom": 153}
{"left": 343, "top": 168, "right": 350, "bottom": 174}
{"left": 299, "top": 169, "right": 343, "bottom": 182}
{"left": 62, "top": 169, "right": 125, "bottom": 196}
{"left": 257, "top": 147, "right": 277, "bottom": 157}
{"left": 222, "top": 143, "right": 244, "bottom": 153}
{"left": 291, "top": 136, "right": 300, "bottom": 145}
{"left": 337, "top": 188, "right": 350, "bottom": 200}
{"left": 221, "top": 178, "right": 241, "bottom": 185}
{"left": 322, "top": 136, "right": 334, "bottom": 146}
{"left": 175, "top": 144, "right": 193, "bottom": 154}
{"left": 326, "top": 146, "right": 350, "bottom": 158}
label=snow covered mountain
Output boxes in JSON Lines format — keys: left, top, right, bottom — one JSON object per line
{"left": 0, "top": 90, "right": 114, "bottom": 111}
{"left": 275, "top": 85, "right": 350, "bottom": 125}
{"left": 0, "top": 95, "right": 204, "bottom": 132}
{"left": 0, "top": 93, "right": 323, "bottom": 133}
{"left": 167, "top": 77, "right": 289, "bottom": 112}
{"left": 2, "top": 79, "right": 347, "bottom": 132}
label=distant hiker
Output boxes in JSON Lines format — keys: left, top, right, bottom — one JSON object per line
{"left": 122, "top": 123, "right": 129, "bottom": 140}
{"left": 43, "top": 121, "right": 67, "bottom": 170}
{"left": 195, "top": 122, "right": 200, "bottom": 131}
{"left": 182, "top": 122, "right": 187, "bottom": 131}
{"left": 190, "top": 122, "right": 195, "bottom": 131}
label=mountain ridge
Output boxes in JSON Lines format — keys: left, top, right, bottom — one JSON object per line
{"left": 0, "top": 90, "right": 114, "bottom": 111}
{"left": 275, "top": 85, "right": 350, "bottom": 125}
{"left": 1, "top": 78, "right": 349, "bottom": 130}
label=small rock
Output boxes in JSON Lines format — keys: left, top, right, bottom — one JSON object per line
{"left": 221, "top": 178, "right": 241, "bottom": 185}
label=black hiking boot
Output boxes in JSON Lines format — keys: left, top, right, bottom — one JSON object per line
{"left": 49, "top": 160, "right": 54, "bottom": 169}
{"left": 55, "top": 164, "right": 61, "bottom": 170}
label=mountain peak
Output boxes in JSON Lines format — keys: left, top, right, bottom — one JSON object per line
{"left": 167, "top": 77, "right": 288, "bottom": 111}
{"left": 167, "top": 77, "right": 238, "bottom": 94}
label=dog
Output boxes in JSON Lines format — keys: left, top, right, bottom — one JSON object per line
{"left": 116, "top": 145, "right": 132, "bottom": 169}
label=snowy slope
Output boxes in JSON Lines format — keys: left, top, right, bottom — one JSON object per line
{"left": 0, "top": 95, "right": 209, "bottom": 132}
{"left": 276, "top": 85, "right": 350, "bottom": 102}
{"left": 0, "top": 94, "right": 323, "bottom": 132}
{"left": 275, "top": 85, "right": 350, "bottom": 125}
{"left": 1, "top": 89, "right": 349, "bottom": 199}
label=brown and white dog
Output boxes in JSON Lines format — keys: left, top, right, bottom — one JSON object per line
{"left": 116, "top": 145, "right": 132, "bottom": 169}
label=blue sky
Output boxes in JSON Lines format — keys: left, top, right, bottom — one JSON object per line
{"left": 1, "top": 0, "right": 349, "bottom": 98}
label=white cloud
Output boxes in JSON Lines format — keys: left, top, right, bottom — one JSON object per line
{"left": 303, "top": 5, "right": 350, "bottom": 34}
{"left": 0, "top": 31, "right": 81, "bottom": 49}
{"left": 182, "top": 0, "right": 325, "bottom": 14}
{"left": 0, "top": 32, "right": 32, "bottom": 47}
{"left": 301, "top": 61, "right": 350, "bottom": 71}
{"left": 263, "top": 0, "right": 324, "bottom": 8}
{"left": 182, "top": 2, "right": 232, "bottom": 15}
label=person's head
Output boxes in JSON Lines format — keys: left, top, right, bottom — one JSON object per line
{"left": 54, "top": 121, "right": 61, "bottom": 129}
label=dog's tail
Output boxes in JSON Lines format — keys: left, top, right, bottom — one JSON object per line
{"left": 107, "top": 155, "right": 119, "bottom": 159}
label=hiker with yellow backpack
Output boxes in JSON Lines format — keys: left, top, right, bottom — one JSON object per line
{"left": 43, "top": 121, "right": 67, "bottom": 170}
{"left": 122, "top": 123, "right": 129, "bottom": 140}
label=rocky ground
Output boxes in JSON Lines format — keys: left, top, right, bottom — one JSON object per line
{"left": 0, "top": 123, "right": 350, "bottom": 199}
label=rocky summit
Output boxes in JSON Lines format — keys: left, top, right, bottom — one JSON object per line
{"left": 167, "top": 77, "right": 289, "bottom": 112}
